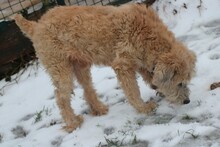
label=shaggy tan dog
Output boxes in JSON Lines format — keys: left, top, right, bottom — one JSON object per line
{"left": 15, "top": 4, "right": 196, "bottom": 132}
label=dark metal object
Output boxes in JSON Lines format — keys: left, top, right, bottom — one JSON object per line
{"left": 56, "top": 0, "right": 66, "bottom": 5}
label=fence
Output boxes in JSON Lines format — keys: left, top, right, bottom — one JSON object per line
{"left": 0, "top": 0, "right": 133, "bottom": 21}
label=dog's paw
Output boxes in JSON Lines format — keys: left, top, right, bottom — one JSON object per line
{"left": 91, "top": 104, "right": 109, "bottom": 116}
{"left": 146, "top": 101, "right": 158, "bottom": 112}
{"left": 137, "top": 101, "right": 157, "bottom": 114}
{"left": 63, "top": 115, "right": 83, "bottom": 133}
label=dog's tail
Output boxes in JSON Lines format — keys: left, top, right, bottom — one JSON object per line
{"left": 14, "top": 14, "right": 37, "bottom": 38}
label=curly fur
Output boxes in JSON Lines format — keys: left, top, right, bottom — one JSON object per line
{"left": 15, "top": 4, "right": 196, "bottom": 132}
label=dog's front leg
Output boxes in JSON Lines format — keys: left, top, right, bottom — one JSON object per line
{"left": 112, "top": 59, "right": 157, "bottom": 114}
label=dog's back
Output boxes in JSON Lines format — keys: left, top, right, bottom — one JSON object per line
{"left": 15, "top": 4, "right": 161, "bottom": 65}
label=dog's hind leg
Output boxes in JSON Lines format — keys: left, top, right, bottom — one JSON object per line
{"left": 73, "top": 62, "right": 108, "bottom": 115}
{"left": 39, "top": 53, "right": 83, "bottom": 132}
{"left": 112, "top": 59, "right": 157, "bottom": 114}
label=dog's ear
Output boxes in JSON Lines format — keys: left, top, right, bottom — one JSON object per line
{"left": 152, "top": 63, "right": 176, "bottom": 85}
{"left": 152, "top": 53, "right": 182, "bottom": 85}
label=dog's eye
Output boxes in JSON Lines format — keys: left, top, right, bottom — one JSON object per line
{"left": 178, "top": 83, "right": 183, "bottom": 87}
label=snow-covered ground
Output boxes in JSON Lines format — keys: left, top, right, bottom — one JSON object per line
{"left": 1, "top": 0, "right": 220, "bottom": 146}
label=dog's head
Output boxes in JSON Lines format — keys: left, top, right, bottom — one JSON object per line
{"left": 151, "top": 48, "right": 196, "bottom": 104}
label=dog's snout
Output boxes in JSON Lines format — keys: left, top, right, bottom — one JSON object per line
{"left": 183, "top": 99, "right": 190, "bottom": 104}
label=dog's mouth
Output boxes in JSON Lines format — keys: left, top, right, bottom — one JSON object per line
{"left": 170, "top": 99, "right": 191, "bottom": 105}
{"left": 153, "top": 85, "right": 191, "bottom": 105}
{"left": 155, "top": 92, "right": 190, "bottom": 105}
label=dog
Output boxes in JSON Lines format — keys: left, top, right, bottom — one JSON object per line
{"left": 15, "top": 3, "right": 196, "bottom": 132}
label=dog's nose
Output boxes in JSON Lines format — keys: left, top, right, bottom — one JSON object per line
{"left": 183, "top": 99, "right": 190, "bottom": 104}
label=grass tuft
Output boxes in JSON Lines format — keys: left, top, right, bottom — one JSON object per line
{"left": 34, "top": 106, "right": 52, "bottom": 123}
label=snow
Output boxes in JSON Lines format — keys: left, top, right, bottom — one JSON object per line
{"left": 1, "top": 0, "right": 220, "bottom": 146}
